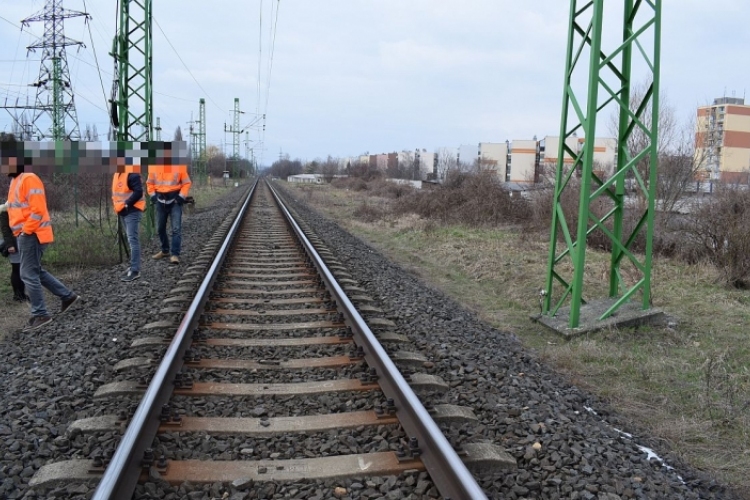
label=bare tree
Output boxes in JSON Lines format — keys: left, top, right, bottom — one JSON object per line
{"left": 435, "top": 147, "right": 458, "bottom": 181}
{"left": 608, "top": 80, "right": 677, "bottom": 194}
{"left": 174, "top": 126, "right": 183, "bottom": 142}
{"left": 656, "top": 115, "right": 710, "bottom": 213}
{"left": 320, "top": 156, "right": 339, "bottom": 183}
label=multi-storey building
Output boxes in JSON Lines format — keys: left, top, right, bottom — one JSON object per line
{"left": 696, "top": 96, "right": 750, "bottom": 184}
{"left": 478, "top": 142, "right": 508, "bottom": 180}
{"left": 508, "top": 139, "right": 538, "bottom": 183}
{"left": 457, "top": 144, "right": 478, "bottom": 172}
{"left": 415, "top": 149, "right": 436, "bottom": 179}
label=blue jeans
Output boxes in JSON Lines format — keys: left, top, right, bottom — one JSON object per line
{"left": 156, "top": 201, "right": 183, "bottom": 256}
{"left": 121, "top": 210, "right": 142, "bottom": 272}
{"left": 18, "top": 233, "right": 73, "bottom": 317}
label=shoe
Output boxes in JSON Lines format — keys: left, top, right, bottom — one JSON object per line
{"left": 121, "top": 269, "right": 141, "bottom": 282}
{"left": 169, "top": 255, "right": 180, "bottom": 264}
{"left": 13, "top": 295, "right": 29, "bottom": 302}
{"left": 152, "top": 251, "right": 170, "bottom": 260}
{"left": 23, "top": 315, "right": 53, "bottom": 331}
{"left": 60, "top": 294, "right": 81, "bottom": 314}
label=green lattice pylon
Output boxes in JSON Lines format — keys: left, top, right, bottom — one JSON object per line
{"left": 543, "top": 0, "right": 662, "bottom": 328}
{"left": 111, "top": 0, "right": 154, "bottom": 235}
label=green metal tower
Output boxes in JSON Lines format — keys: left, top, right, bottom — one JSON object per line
{"left": 224, "top": 97, "right": 242, "bottom": 178}
{"left": 111, "top": 0, "right": 153, "bottom": 142}
{"left": 198, "top": 98, "right": 207, "bottom": 180}
{"left": 543, "top": 0, "right": 662, "bottom": 328}
{"left": 110, "top": 0, "right": 154, "bottom": 235}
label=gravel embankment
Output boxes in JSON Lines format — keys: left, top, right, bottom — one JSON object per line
{"left": 0, "top": 185, "right": 249, "bottom": 500}
{"left": 0, "top": 179, "right": 738, "bottom": 500}
{"left": 273, "top": 182, "right": 739, "bottom": 500}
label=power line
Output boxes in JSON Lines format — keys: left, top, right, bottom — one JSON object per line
{"left": 152, "top": 15, "right": 223, "bottom": 113}
{"left": 257, "top": 0, "right": 263, "bottom": 117}
{"left": 259, "top": 0, "right": 281, "bottom": 167}
{"left": 0, "top": 15, "right": 21, "bottom": 29}
{"left": 82, "top": 0, "right": 109, "bottom": 118}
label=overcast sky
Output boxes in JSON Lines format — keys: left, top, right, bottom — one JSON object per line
{"left": 1, "top": 0, "right": 749, "bottom": 166}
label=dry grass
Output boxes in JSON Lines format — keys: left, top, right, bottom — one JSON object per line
{"left": 287, "top": 180, "right": 750, "bottom": 496}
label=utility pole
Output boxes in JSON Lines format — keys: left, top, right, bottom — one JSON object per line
{"left": 110, "top": 0, "right": 154, "bottom": 238}
{"left": 155, "top": 116, "right": 161, "bottom": 141}
{"left": 188, "top": 100, "right": 207, "bottom": 184}
{"left": 18, "top": 0, "right": 90, "bottom": 140}
{"left": 542, "top": 0, "right": 662, "bottom": 328}
{"left": 224, "top": 98, "right": 243, "bottom": 179}
{"left": 244, "top": 131, "right": 254, "bottom": 176}
{"left": 111, "top": 0, "right": 153, "bottom": 143}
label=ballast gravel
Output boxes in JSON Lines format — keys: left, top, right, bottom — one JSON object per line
{"left": 0, "top": 180, "right": 739, "bottom": 499}
{"left": 0, "top": 186, "right": 248, "bottom": 500}
{"left": 272, "top": 183, "right": 740, "bottom": 500}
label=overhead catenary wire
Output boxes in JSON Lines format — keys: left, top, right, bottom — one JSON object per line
{"left": 152, "top": 15, "right": 223, "bottom": 114}
{"left": 256, "top": 0, "right": 263, "bottom": 118}
{"left": 261, "top": 1, "right": 280, "bottom": 151}
{"left": 81, "top": 0, "right": 109, "bottom": 115}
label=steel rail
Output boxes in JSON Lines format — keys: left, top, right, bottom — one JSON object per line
{"left": 92, "top": 179, "right": 259, "bottom": 500}
{"left": 267, "top": 180, "right": 488, "bottom": 500}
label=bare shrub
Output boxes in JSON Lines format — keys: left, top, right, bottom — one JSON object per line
{"left": 393, "top": 171, "right": 527, "bottom": 226}
{"left": 679, "top": 187, "right": 750, "bottom": 288}
{"left": 332, "top": 177, "right": 368, "bottom": 192}
{"left": 369, "top": 180, "right": 413, "bottom": 199}
{"left": 352, "top": 200, "right": 386, "bottom": 222}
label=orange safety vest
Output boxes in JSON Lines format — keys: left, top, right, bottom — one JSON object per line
{"left": 7, "top": 173, "right": 54, "bottom": 243}
{"left": 146, "top": 165, "right": 191, "bottom": 198}
{"left": 112, "top": 168, "right": 146, "bottom": 213}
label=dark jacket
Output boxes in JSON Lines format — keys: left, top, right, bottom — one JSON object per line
{"left": 0, "top": 211, "right": 16, "bottom": 257}
{"left": 119, "top": 173, "right": 145, "bottom": 216}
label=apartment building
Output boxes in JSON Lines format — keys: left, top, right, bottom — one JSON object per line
{"left": 508, "top": 139, "right": 538, "bottom": 183}
{"left": 457, "top": 144, "right": 478, "bottom": 171}
{"left": 415, "top": 149, "right": 436, "bottom": 179}
{"left": 696, "top": 96, "right": 750, "bottom": 184}
{"left": 478, "top": 142, "right": 508, "bottom": 181}
{"left": 539, "top": 135, "right": 616, "bottom": 181}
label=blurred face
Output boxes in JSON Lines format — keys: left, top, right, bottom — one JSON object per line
{"left": 3, "top": 157, "right": 19, "bottom": 175}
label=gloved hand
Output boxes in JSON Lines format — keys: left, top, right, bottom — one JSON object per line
{"left": 176, "top": 195, "right": 185, "bottom": 205}
{"left": 150, "top": 194, "right": 158, "bottom": 204}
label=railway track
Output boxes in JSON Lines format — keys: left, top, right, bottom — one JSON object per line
{"left": 29, "top": 179, "right": 513, "bottom": 499}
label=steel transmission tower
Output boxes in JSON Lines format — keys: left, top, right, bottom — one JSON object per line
{"left": 542, "top": 0, "right": 662, "bottom": 328}
{"left": 189, "top": 99, "right": 207, "bottom": 183}
{"left": 20, "top": 0, "right": 90, "bottom": 140}
{"left": 111, "top": 0, "right": 152, "bottom": 142}
{"left": 224, "top": 97, "right": 242, "bottom": 177}
{"left": 154, "top": 116, "right": 161, "bottom": 140}
{"left": 109, "top": 0, "right": 154, "bottom": 239}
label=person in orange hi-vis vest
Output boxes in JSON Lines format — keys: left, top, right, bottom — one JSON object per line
{"left": 146, "top": 162, "right": 191, "bottom": 264}
{"left": 6, "top": 160, "right": 81, "bottom": 331}
{"left": 112, "top": 162, "right": 145, "bottom": 282}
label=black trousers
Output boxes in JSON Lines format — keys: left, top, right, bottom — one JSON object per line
{"left": 10, "top": 262, "right": 25, "bottom": 299}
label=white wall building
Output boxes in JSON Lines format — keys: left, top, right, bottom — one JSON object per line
{"left": 434, "top": 147, "right": 458, "bottom": 180}
{"left": 457, "top": 144, "right": 478, "bottom": 172}
{"left": 416, "top": 149, "right": 436, "bottom": 179}
{"left": 478, "top": 142, "right": 508, "bottom": 180}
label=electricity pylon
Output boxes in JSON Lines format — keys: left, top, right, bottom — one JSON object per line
{"left": 110, "top": 0, "right": 154, "bottom": 236}
{"left": 20, "top": 0, "right": 90, "bottom": 140}
{"left": 189, "top": 99, "right": 207, "bottom": 183}
{"left": 154, "top": 116, "right": 161, "bottom": 140}
{"left": 111, "top": 0, "right": 152, "bottom": 142}
{"left": 543, "top": 0, "right": 662, "bottom": 328}
{"left": 224, "top": 97, "right": 243, "bottom": 178}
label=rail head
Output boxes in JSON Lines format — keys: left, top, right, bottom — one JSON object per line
{"left": 91, "top": 179, "right": 259, "bottom": 500}
{"left": 266, "top": 179, "right": 487, "bottom": 500}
